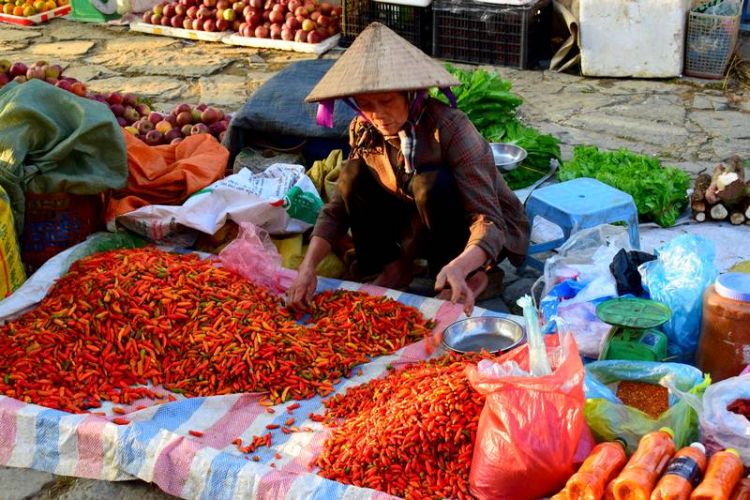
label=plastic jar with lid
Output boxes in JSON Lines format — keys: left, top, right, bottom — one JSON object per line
{"left": 696, "top": 273, "right": 750, "bottom": 382}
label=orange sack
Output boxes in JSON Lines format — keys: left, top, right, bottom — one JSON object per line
{"left": 106, "top": 131, "right": 228, "bottom": 224}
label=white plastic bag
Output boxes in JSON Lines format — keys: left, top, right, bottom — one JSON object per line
{"left": 116, "top": 164, "right": 323, "bottom": 241}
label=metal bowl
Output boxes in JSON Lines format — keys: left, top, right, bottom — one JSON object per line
{"left": 490, "top": 143, "right": 527, "bottom": 172}
{"left": 442, "top": 317, "right": 526, "bottom": 354}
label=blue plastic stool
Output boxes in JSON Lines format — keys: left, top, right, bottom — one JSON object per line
{"left": 524, "top": 178, "right": 640, "bottom": 271}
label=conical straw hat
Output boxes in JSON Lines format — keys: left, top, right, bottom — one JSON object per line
{"left": 305, "top": 22, "right": 461, "bottom": 103}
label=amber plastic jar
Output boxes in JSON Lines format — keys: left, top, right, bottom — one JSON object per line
{"left": 697, "top": 273, "right": 750, "bottom": 382}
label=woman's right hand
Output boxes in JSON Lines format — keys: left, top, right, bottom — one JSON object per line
{"left": 286, "top": 267, "right": 318, "bottom": 311}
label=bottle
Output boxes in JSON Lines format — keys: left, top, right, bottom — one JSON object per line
{"left": 731, "top": 475, "right": 750, "bottom": 500}
{"left": 651, "top": 443, "right": 707, "bottom": 500}
{"left": 691, "top": 449, "right": 744, "bottom": 500}
{"left": 556, "top": 441, "right": 627, "bottom": 500}
{"left": 607, "top": 428, "right": 676, "bottom": 500}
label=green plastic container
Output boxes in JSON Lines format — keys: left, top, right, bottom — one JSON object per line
{"left": 597, "top": 298, "right": 671, "bottom": 362}
{"left": 70, "top": 0, "right": 120, "bottom": 22}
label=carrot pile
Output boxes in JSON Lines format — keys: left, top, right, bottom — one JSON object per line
{"left": 0, "top": 247, "right": 434, "bottom": 413}
{"left": 316, "top": 354, "right": 487, "bottom": 500}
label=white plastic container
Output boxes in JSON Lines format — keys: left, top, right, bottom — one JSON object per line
{"left": 580, "top": 0, "right": 691, "bottom": 78}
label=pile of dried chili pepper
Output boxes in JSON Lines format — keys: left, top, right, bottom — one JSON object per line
{"left": 0, "top": 247, "right": 434, "bottom": 413}
{"left": 316, "top": 353, "right": 487, "bottom": 500}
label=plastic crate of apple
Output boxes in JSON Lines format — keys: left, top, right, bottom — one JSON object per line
{"left": 141, "top": 0, "right": 341, "bottom": 43}
{"left": 0, "top": 0, "right": 66, "bottom": 17}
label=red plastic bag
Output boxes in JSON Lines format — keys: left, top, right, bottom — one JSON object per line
{"left": 466, "top": 332, "right": 587, "bottom": 499}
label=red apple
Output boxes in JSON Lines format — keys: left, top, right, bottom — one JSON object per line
{"left": 155, "top": 120, "right": 173, "bottom": 134}
{"left": 271, "top": 3, "right": 284, "bottom": 12}
{"left": 246, "top": 11, "right": 261, "bottom": 25}
{"left": 293, "top": 6, "right": 306, "bottom": 16}
{"left": 136, "top": 120, "right": 154, "bottom": 134}
{"left": 249, "top": 0, "right": 262, "bottom": 8}
{"left": 242, "top": 4, "right": 252, "bottom": 17}
{"left": 196, "top": 5, "right": 210, "bottom": 17}
{"left": 285, "top": 16, "right": 300, "bottom": 30}
{"left": 309, "top": 10, "right": 319, "bottom": 21}
{"left": 175, "top": 3, "right": 186, "bottom": 15}
{"left": 109, "top": 103, "right": 125, "bottom": 116}
{"left": 164, "top": 128, "right": 182, "bottom": 143}
{"left": 165, "top": 113, "right": 178, "bottom": 126}
{"left": 186, "top": 5, "right": 198, "bottom": 17}
{"left": 163, "top": 3, "right": 174, "bottom": 17}
{"left": 319, "top": 1, "right": 331, "bottom": 15}
{"left": 152, "top": 2, "right": 164, "bottom": 15}
{"left": 268, "top": 9, "right": 284, "bottom": 23}
{"left": 147, "top": 112, "right": 163, "bottom": 124}
{"left": 261, "top": 10, "right": 269, "bottom": 21}
{"left": 327, "top": 24, "right": 338, "bottom": 35}
{"left": 270, "top": 22, "right": 282, "bottom": 38}
{"left": 171, "top": 15, "right": 185, "bottom": 27}
{"left": 294, "top": 28, "right": 306, "bottom": 42}
{"left": 307, "top": 29, "right": 321, "bottom": 43}
{"left": 55, "top": 79, "right": 72, "bottom": 92}
{"left": 106, "top": 92, "right": 123, "bottom": 105}
{"left": 255, "top": 24, "right": 270, "bottom": 37}
{"left": 232, "top": 19, "right": 241, "bottom": 30}
{"left": 161, "top": 15, "right": 172, "bottom": 25}
{"left": 240, "top": 24, "right": 253, "bottom": 36}
{"left": 331, "top": 5, "right": 341, "bottom": 17}
{"left": 183, "top": 17, "right": 193, "bottom": 28}
{"left": 201, "top": 107, "right": 220, "bottom": 124}
{"left": 70, "top": 81, "right": 87, "bottom": 97}
{"left": 191, "top": 123, "right": 210, "bottom": 135}
{"left": 317, "top": 14, "right": 330, "bottom": 27}
{"left": 150, "top": 13, "right": 162, "bottom": 24}
{"left": 217, "top": 18, "right": 230, "bottom": 30}
{"left": 315, "top": 26, "right": 328, "bottom": 39}
{"left": 303, "top": 0, "right": 314, "bottom": 13}
{"left": 287, "top": 0, "right": 300, "bottom": 12}
{"left": 116, "top": 117, "right": 128, "bottom": 127}
{"left": 135, "top": 103, "right": 151, "bottom": 116}
{"left": 232, "top": 0, "right": 243, "bottom": 12}
{"left": 216, "top": 0, "right": 229, "bottom": 9}
{"left": 192, "top": 18, "right": 203, "bottom": 29}
{"left": 204, "top": 18, "right": 217, "bottom": 30}
{"left": 123, "top": 92, "right": 137, "bottom": 106}
{"left": 203, "top": 0, "right": 217, "bottom": 7}
{"left": 144, "top": 130, "right": 163, "bottom": 146}
{"left": 143, "top": 11, "right": 152, "bottom": 22}
{"left": 123, "top": 106, "right": 140, "bottom": 124}
{"left": 208, "top": 121, "right": 227, "bottom": 135}
{"left": 281, "top": 26, "right": 294, "bottom": 40}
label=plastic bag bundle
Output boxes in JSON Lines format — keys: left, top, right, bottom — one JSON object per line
{"left": 218, "top": 222, "right": 282, "bottom": 291}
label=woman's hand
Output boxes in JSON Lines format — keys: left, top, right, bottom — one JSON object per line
{"left": 286, "top": 267, "right": 318, "bottom": 311}
{"left": 435, "top": 262, "right": 476, "bottom": 316}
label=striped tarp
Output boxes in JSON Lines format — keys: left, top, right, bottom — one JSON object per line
{"left": 0, "top": 271, "right": 514, "bottom": 499}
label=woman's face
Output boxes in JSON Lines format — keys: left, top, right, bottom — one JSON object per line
{"left": 354, "top": 92, "right": 409, "bottom": 136}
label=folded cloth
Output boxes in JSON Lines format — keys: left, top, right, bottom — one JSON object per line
{"left": 306, "top": 149, "right": 342, "bottom": 203}
{"left": 106, "top": 131, "right": 228, "bottom": 224}
{"left": 0, "top": 80, "right": 128, "bottom": 234}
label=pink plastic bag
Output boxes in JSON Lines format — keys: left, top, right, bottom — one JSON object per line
{"left": 218, "top": 222, "right": 282, "bottom": 292}
{"left": 466, "top": 333, "right": 587, "bottom": 499}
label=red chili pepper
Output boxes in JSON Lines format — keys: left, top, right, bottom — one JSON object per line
{"left": 111, "top": 417, "right": 130, "bottom": 425}
{"left": 188, "top": 430, "right": 204, "bottom": 437}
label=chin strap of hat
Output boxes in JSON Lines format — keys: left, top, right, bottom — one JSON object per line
{"left": 439, "top": 87, "right": 458, "bottom": 108}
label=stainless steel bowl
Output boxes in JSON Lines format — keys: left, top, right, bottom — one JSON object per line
{"left": 490, "top": 143, "right": 527, "bottom": 172}
{"left": 442, "top": 317, "right": 526, "bottom": 354}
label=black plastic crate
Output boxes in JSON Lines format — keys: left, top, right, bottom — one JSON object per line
{"left": 341, "top": 0, "right": 432, "bottom": 52}
{"left": 432, "top": 0, "right": 552, "bottom": 69}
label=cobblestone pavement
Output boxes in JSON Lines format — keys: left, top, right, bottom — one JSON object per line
{"left": 0, "top": 18, "right": 748, "bottom": 499}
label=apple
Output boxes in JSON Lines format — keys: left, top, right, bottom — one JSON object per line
{"left": 164, "top": 128, "right": 182, "bottom": 142}
{"left": 144, "top": 130, "right": 163, "bottom": 146}
{"left": 241, "top": 25, "right": 253, "bottom": 36}
{"left": 196, "top": 103, "right": 208, "bottom": 111}
{"left": 165, "top": 114, "right": 178, "bottom": 126}
{"left": 174, "top": 103, "right": 191, "bottom": 114}
{"left": 303, "top": 0, "right": 314, "bottom": 13}
{"left": 294, "top": 28, "right": 306, "bottom": 42}
{"left": 232, "top": 19, "right": 241, "bottom": 30}
{"left": 123, "top": 106, "right": 140, "bottom": 124}
{"left": 216, "top": 0, "right": 229, "bottom": 9}
{"left": 242, "top": 5, "right": 252, "bottom": 17}
{"left": 249, "top": 0, "right": 262, "bottom": 8}
{"left": 268, "top": 9, "right": 284, "bottom": 23}
{"left": 203, "top": 0, "right": 217, "bottom": 7}
{"left": 122, "top": 92, "right": 137, "bottom": 106}
{"left": 191, "top": 123, "right": 210, "bottom": 135}
{"left": 262, "top": 10, "right": 269, "bottom": 21}
{"left": 270, "top": 23, "right": 282, "bottom": 39}
{"left": 172, "top": 15, "right": 185, "bottom": 27}
{"left": 232, "top": 1, "right": 243, "bottom": 13}
{"left": 246, "top": 11, "right": 261, "bottom": 25}
{"left": 255, "top": 25, "right": 270, "bottom": 37}
{"left": 307, "top": 29, "right": 321, "bottom": 43}
{"left": 301, "top": 18, "right": 314, "bottom": 31}
{"left": 135, "top": 103, "right": 151, "bottom": 116}
{"left": 70, "top": 81, "right": 87, "bottom": 97}
{"left": 327, "top": 24, "right": 337, "bottom": 36}
{"left": 45, "top": 64, "right": 63, "bottom": 79}
{"left": 281, "top": 26, "right": 294, "bottom": 40}
{"left": 181, "top": 124, "right": 194, "bottom": 136}
{"left": 161, "top": 15, "right": 172, "bottom": 26}
{"left": 263, "top": 0, "right": 273, "bottom": 9}
{"left": 294, "top": 6, "right": 306, "bottom": 16}
{"left": 183, "top": 17, "right": 193, "bottom": 28}
{"left": 271, "top": 2, "right": 284, "bottom": 12}
{"left": 163, "top": 3, "right": 174, "bottom": 17}
{"left": 200, "top": 107, "right": 220, "bottom": 124}
{"left": 208, "top": 121, "right": 227, "bottom": 135}
{"left": 109, "top": 103, "right": 125, "bottom": 117}
{"left": 192, "top": 18, "right": 203, "bottom": 29}
{"left": 196, "top": 6, "right": 210, "bottom": 18}
{"left": 55, "top": 80, "right": 72, "bottom": 91}
{"left": 287, "top": 0, "right": 300, "bottom": 12}
{"left": 217, "top": 18, "right": 230, "bottom": 30}
{"left": 124, "top": 126, "right": 139, "bottom": 136}
{"left": 319, "top": 1, "right": 331, "bottom": 15}
{"left": 143, "top": 11, "right": 153, "bottom": 22}
{"left": 331, "top": 5, "right": 341, "bottom": 17}
{"left": 116, "top": 117, "right": 128, "bottom": 127}
{"left": 316, "top": 14, "right": 330, "bottom": 27}
{"left": 222, "top": 7, "right": 235, "bottom": 20}
{"left": 147, "top": 111, "right": 163, "bottom": 124}
{"left": 175, "top": 4, "right": 186, "bottom": 15}
{"left": 152, "top": 3, "right": 164, "bottom": 15}
{"left": 186, "top": 5, "right": 198, "bottom": 17}
{"left": 309, "top": 10, "right": 319, "bottom": 22}
{"left": 285, "top": 16, "right": 300, "bottom": 30}
{"left": 155, "top": 120, "right": 173, "bottom": 134}
{"left": 26, "top": 66, "right": 46, "bottom": 80}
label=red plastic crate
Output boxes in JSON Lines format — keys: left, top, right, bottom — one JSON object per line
{"left": 0, "top": 4, "right": 71, "bottom": 25}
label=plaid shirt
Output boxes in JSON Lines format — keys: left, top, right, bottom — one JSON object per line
{"left": 312, "top": 99, "right": 530, "bottom": 266}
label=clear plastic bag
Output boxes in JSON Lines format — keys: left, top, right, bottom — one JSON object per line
{"left": 583, "top": 360, "right": 710, "bottom": 453}
{"left": 680, "top": 374, "right": 750, "bottom": 466}
{"left": 639, "top": 235, "right": 718, "bottom": 362}
{"left": 218, "top": 222, "right": 282, "bottom": 292}
{"left": 466, "top": 331, "right": 587, "bottom": 499}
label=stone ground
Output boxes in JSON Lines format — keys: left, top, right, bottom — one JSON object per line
{"left": 0, "top": 18, "right": 749, "bottom": 499}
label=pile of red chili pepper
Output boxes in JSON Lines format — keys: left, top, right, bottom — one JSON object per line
{"left": 316, "top": 353, "right": 487, "bottom": 500}
{"left": 728, "top": 398, "right": 750, "bottom": 421}
{"left": 0, "top": 247, "right": 433, "bottom": 413}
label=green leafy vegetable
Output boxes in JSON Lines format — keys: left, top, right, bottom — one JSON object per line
{"left": 559, "top": 146, "right": 691, "bottom": 227}
{"left": 430, "top": 65, "right": 561, "bottom": 190}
